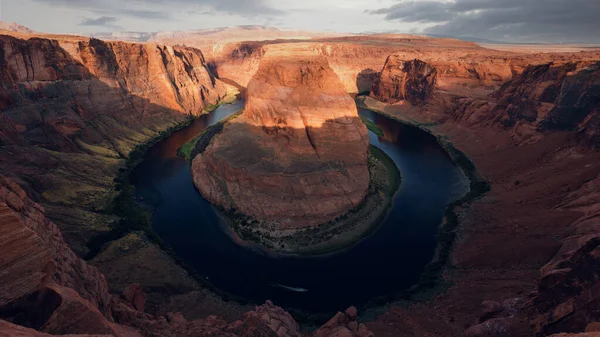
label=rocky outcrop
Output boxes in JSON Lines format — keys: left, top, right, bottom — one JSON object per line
{"left": 192, "top": 47, "right": 369, "bottom": 228}
{"left": 0, "top": 173, "right": 141, "bottom": 336}
{"left": 491, "top": 61, "right": 600, "bottom": 148}
{"left": 0, "top": 320, "right": 110, "bottom": 337}
{"left": 530, "top": 175, "right": 600, "bottom": 336}
{"left": 0, "top": 34, "right": 228, "bottom": 151}
{"left": 0, "top": 175, "right": 111, "bottom": 316}
{"left": 371, "top": 58, "right": 438, "bottom": 105}
{"left": 312, "top": 307, "right": 373, "bottom": 337}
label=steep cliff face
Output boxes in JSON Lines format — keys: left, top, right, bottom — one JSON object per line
{"left": 491, "top": 61, "right": 600, "bottom": 147}
{"left": 0, "top": 34, "right": 227, "bottom": 150}
{"left": 192, "top": 47, "right": 370, "bottom": 228}
{"left": 371, "top": 58, "right": 438, "bottom": 104}
{"left": 0, "top": 33, "right": 230, "bottom": 255}
{"left": 0, "top": 175, "right": 111, "bottom": 316}
{"left": 205, "top": 36, "right": 501, "bottom": 93}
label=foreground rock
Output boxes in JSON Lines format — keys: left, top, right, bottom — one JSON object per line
{"left": 192, "top": 46, "right": 370, "bottom": 228}
{"left": 0, "top": 173, "right": 375, "bottom": 336}
{"left": 0, "top": 175, "right": 111, "bottom": 315}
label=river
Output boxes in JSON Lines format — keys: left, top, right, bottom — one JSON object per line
{"left": 130, "top": 99, "right": 470, "bottom": 314}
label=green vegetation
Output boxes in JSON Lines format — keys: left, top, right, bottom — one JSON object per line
{"left": 203, "top": 88, "right": 240, "bottom": 114}
{"left": 177, "top": 134, "right": 203, "bottom": 161}
{"left": 86, "top": 118, "right": 195, "bottom": 258}
{"left": 369, "top": 145, "right": 400, "bottom": 194}
{"left": 88, "top": 96, "right": 243, "bottom": 258}
{"left": 356, "top": 100, "right": 491, "bottom": 315}
{"left": 360, "top": 115, "right": 385, "bottom": 137}
{"left": 178, "top": 110, "right": 243, "bottom": 162}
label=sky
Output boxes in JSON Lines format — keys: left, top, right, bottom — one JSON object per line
{"left": 1, "top": 0, "right": 599, "bottom": 43}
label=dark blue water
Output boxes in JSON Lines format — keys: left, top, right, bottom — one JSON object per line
{"left": 130, "top": 100, "right": 469, "bottom": 314}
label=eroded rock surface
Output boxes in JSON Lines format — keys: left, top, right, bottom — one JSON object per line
{"left": 371, "top": 58, "right": 438, "bottom": 104}
{"left": 192, "top": 47, "right": 369, "bottom": 228}
{"left": 0, "top": 175, "right": 111, "bottom": 315}
{"left": 0, "top": 33, "right": 231, "bottom": 256}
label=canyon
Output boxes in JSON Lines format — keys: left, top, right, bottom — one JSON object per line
{"left": 0, "top": 25, "right": 600, "bottom": 337}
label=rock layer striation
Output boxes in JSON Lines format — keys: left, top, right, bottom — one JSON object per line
{"left": 192, "top": 47, "right": 369, "bottom": 228}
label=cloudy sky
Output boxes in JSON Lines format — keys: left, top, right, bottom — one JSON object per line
{"left": 1, "top": 0, "right": 598, "bottom": 43}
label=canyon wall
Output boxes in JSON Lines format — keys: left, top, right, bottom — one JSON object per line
{"left": 0, "top": 33, "right": 231, "bottom": 255}
{"left": 192, "top": 46, "right": 370, "bottom": 228}
{"left": 362, "top": 51, "right": 600, "bottom": 337}
{"left": 203, "top": 36, "right": 512, "bottom": 94}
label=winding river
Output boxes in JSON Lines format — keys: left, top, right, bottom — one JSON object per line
{"left": 130, "top": 99, "right": 470, "bottom": 314}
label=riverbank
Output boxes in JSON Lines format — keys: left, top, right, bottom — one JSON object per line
{"left": 87, "top": 93, "right": 240, "bottom": 258}
{"left": 83, "top": 96, "right": 257, "bottom": 321}
{"left": 357, "top": 95, "right": 600, "bottom": 336}
{"left": 213, "top": 145, "right": 401, "bottom": 255}
{"left": 178, "top": 110, "right": 244, "bottom": 162}
{"left": 356, "top": 95, "right": 490, "bottom": 300}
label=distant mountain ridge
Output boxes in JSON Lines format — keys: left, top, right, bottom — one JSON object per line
{"left": 86, "top": 25, "right": 342, "bottom": 46}
{"left": 0, "top": 21, "right": 34, "bottom": 33}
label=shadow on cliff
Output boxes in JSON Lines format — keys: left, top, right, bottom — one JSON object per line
{"left": 0, "top": 35, "right": 225, "bottom": 257}
{"left": 356, "top": 68, "right": 380, "bottom": 95}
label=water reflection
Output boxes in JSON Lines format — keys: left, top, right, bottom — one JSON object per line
{"left": 130, "top": 100, "right": 470, "bottom": 315}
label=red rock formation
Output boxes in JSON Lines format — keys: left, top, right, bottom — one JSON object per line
{"left": 192, "top": 47, "right": 369, "bottom": 228}
{"left": 359, "top": 50, "right": 600, "bottom": 337}
{"left": 0, "top": 33, "right": 231, "bottom": 255}
{"left": 491, "top": 61, "right": 600, "bottom": 148}
{"left": 312, "top": 307, "right": 373, "bottom": 337}
{"left": 371, "top": 58, "right": 438, "bottom": 105}
{"left": 0, "top": 175, "right": 111, "bottom": 316}
{"left": 0, "top": 34, "right": 228, "bottom": 150}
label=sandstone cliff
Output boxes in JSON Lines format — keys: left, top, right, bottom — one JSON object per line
{"left": 371, "top": 58, "right": 438, "bottom": 104}
{"left": 192, "top": 46, "right": 370, "bottom": 228}
{"left": 0, "top": 33, "right": 230, "bottom": 255}
{"left": 491, "top": 61, "right": 600, "bottom": 148}
{"left": 0, "top": 175, "right": 111, "bottom": 316}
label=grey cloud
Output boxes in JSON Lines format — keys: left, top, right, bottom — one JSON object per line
{"left": 79, "top": 16, "right": 120, "bottom": 26}
{"left": 368, "top": 1, "right": 453, "bottom": 23}
{"left": 119, "top": 9, "right": 171, "bottom": 19}
{"left": 369, "top": 0, "right": 600, "bottom": 43}
{"left": 175, "top": 0, "right": 284, "bottom": 16}
{"left": 33, "top": 0, "right": 284, "bottom": 18}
